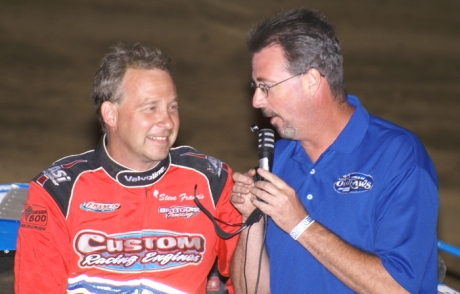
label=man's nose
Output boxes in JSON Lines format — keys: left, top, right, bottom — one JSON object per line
{"left": 252, "top": 90, "right": 266, "bottom": 109}
{"left": 157, "top": 109, "right": 175, "bottom": 129}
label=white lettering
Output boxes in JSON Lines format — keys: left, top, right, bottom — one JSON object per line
{"left": 76, "top": 232, "right": 204, "bottom": 254}
{"left": 77, "top": 233, "right": 106, "bottom": 253}
{"left": 81, "top": 254, "right": 138, "bottom": 267}
{"left": 141, "top": 252, "right": 201, "bottom": 265}
{"left": 159, "top": 194, "right": 177, "bottom": 201}
{"left": 124, "top": 167, "right": 166, "bottom": 182}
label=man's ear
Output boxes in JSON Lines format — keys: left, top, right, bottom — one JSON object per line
{"left": 303, "top": 68, "right": 323, "bottom": 98}
{"left": 306, "top": 68, "right": 322, "bottom": 89}
{"left": 101, "top": 101, "right": 117, "bottom": 128}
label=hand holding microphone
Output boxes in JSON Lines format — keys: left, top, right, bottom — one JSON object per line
{"left": 197, "top": 125, "right": 276, "bottom": 237}
{"left": 243, "top": 125, "right": 275, "bottom": 224}
{"left": 249, "top": 125, "right": 309, "bottom": 233}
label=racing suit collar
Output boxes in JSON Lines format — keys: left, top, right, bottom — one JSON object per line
{"left": 96, "top": 135, "right": 170, "bottom": 187}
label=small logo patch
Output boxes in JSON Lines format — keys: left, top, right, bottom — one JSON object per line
{"left": 334, "top": 172, "right": 373, "bottom": 194}
{"left": 80, "top": 202, "right": 121, "bottom": 213}
{"left": 158, "top": 205, "right": 200, "bottom": 219}
{"left": 181, "top": 152, "right": 227, "bottom": 176}
{"left": 21, "top": 204, "right": 48, "bottom": 230}
{"left": 37, "top": 160, "right": 87, "bottom": 186}
{"left": 118, "top": 166, "right": 167, "bottom": 186}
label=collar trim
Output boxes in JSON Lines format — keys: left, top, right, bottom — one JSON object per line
{"left": 97, "top": 135, "right": 170, "bottom": 187}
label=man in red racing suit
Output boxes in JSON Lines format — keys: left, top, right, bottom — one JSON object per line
{"left": 14, "top": 43, "right": 241, "bottom": 294}
{"left": 15, "top": 137, "right": 240, "bottom": 294}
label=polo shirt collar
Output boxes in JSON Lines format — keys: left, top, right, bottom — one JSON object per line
{"left": 328, "top": 94, "right": 369, "bottom": 153}
{"left": 292, "top": 94, "right": 369, "bottom": 164}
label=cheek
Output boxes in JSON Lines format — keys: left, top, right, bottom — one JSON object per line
{"left": 281, "top": 90, "right": 305, "bottom": 116}
{"left": 172, "top": 114, "right": 180, "bottom": 129}
{"left": 274, "top": 100, "right": 295, "bottom": 117}
{"left": 135, "top": 114, "right": 156, "bottom": 129}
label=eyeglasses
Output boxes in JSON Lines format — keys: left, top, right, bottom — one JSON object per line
{"left": 251, "top": 73, "right": 303, "bottom": 97}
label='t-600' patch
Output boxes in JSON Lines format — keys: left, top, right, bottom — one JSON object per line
{"left": 334, "top": 172, "right": 373, "bottom": 194}
{"left": 21, "top": 204, "right": 48, "bottom": 231}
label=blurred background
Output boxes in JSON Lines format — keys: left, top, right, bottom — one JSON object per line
{"left": 1, "top": 0, "right": 459, "bottom": 292}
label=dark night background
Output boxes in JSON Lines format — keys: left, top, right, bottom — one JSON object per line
{"left": 1, "top": 0, "right": 459, "bottom": 292}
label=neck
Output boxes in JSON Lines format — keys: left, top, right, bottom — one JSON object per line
{"left": 300, "top": 100, "right": 354, "bottom": 163}
{"left": 104, "top": 134, "right": 160, "bottom": 171}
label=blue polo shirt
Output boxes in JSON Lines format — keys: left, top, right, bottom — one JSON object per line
{"left": 266, "top": 95, "right": 438, "bottom": 293}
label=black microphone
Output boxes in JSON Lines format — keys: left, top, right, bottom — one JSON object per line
{"left": 257, "top": 128, "right": 275, "bottom": 175}
{"left": 245, "top": 125, "right": 275, "bottom": 225}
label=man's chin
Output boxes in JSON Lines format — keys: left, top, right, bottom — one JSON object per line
{"left": 146, "top": 148, "right": 170, "bottom": 162}
{"left": 277, "top": 126, "right": 297, "bottom": 140}
{"left": 266, "top": 117, "right": 296, "bottom": 139}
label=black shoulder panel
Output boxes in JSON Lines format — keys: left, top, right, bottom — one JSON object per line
{"left": 32, "top": 150, "right": 99, "bottom": 217}
{"left": 169, "top": 146, "right": 230, "bottom": 204}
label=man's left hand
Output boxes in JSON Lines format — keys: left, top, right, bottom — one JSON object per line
{"left": 251, "top": 168, "right": 308, "bottom": 233}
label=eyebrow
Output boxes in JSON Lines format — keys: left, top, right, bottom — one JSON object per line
{"left": 253, "top": 77, "right": 270, "bottom": 84}
{"left": 140, "top": 96, "right": 179, "bottom": 108}
{"left": 138, "top": 100, "right": 159, "bottom": 107}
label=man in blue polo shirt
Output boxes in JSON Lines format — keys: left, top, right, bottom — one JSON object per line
{"left": 230, "top": 8, "right": 438, "bottom": 293}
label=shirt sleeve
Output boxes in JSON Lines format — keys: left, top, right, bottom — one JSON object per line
{"left": 374, "top": 166, "right": 438, "bottom": 293}
{"left": 214, "top": 168, "right": 241, "bottom": 294}
{"left": 14, "top": 181, "right": 71, "bottom": 294}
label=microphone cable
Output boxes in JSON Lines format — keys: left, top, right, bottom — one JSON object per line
{"left": 243, "top": 214, "right": 268, "bottom": 294}
{"left": 193, "top": 125, "right": 275, "bottom": 293}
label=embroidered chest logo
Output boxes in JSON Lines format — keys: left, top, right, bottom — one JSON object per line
{"left": 334, "top": 172, "right": 373, "bottom": 194}
{"left": 159, "top": 205, "right": 200, "bottom": 219}
{"left": 74, "top": 230, "right": 206, "bottom": 272}
{"left": 80, "top": 202, "right": 121, "bottom": 213}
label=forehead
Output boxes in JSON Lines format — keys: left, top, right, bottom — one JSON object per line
{"left": 122, "top": 68, "right": 173, "bottom": 84}
{"left": 252, "top": 45, "right": 289, "bottom": 80}
{"left": 121, "top": 68, "right": 176, "bottom": 96}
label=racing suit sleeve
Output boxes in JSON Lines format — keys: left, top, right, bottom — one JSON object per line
{"left": 15, "top": 181, "right": 71, "bottom": 293}
{"left": 214, "top": 168, "right": 241, "bottom": 294}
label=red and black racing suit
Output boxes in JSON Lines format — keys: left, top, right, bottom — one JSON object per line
{"left": 15, "top": 137, "right": 241, "bottom": 294}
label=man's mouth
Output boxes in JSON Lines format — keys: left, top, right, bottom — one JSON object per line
{"left": 261, "top": 108, "right": 277, "bottom": 118}
{"left": 147, "top": 136, "right": 167, "bottom": 141}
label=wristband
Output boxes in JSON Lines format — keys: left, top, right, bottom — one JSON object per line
{"left": 290, "top": 215, "right": 315, "bottom": 240}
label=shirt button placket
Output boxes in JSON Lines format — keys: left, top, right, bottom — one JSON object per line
{"left": 307, "top": 168, "right": 315, "bottom": 200}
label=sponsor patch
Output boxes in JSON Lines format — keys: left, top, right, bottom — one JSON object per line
{"left": 181, "top": 152, "right": 226, "bottom": 176}
{"left": 74, "top": 230, "right": 206, "bottom": 272}
{"left": 334, "top": 172, "right": 373, "bottom": 194}
{"left": 21, "top": 204, "right": 47, "bottom": 230}
{"left": 206, "top": 156, "right": 222, "bottom": 176}
{"left": 37, "top": 160, "right": 87, "bottom": 186}
{"left": 158, "top": 205, "right": 200, "bottom": 219}
{"left": 118, "top": 166, "right": 167, "bottom": 186}
{"left": 80, "top": 202, "right": 121, "bottom": 213}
